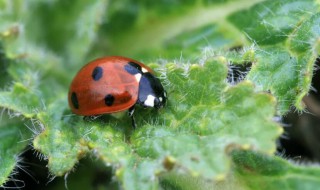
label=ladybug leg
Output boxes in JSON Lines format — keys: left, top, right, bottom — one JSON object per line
{"left": 128, "top": 106, "right": 136, "bottom": 129}
{"left": 83, "top": 115, "right": 100, "bottom": 122}
{"left": 83, "top": 116, "right": 91, "bottom": 122}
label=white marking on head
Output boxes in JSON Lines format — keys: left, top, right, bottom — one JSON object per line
{"left": 135, "top": 73, "right": 142, "bottom": 82}
{"left": 141, "top": 67, "right": 148, "bottom": 73}
{"left": 144, "top": 95, "right": 155, "bottom": 107}
{"left": 163, "top": 91, "right": 167, "bottom": 97}
{"left": 159, "top": 97, "right": 163, "bottom": 102}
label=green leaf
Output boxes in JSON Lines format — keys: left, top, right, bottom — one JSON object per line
{"left": 225, "top": 0, "right": 320, "bottom": 113}
{"left": 288, "top": 13, "right": 320, "bottom": 54}
{"left": 0, "top": 83, "right": 41, "bottom": 118}
{"left": 33, "top": 99, "right": 88, "bottom": 176}
{"left": 228, "top": 0, "right": 319, "bottom": 45}
{"left": 0, "top": 113, "right": 32, "bottom": 186}
{"left": 245, "top": 47, "right": 302, "bottom": 113}
{"left": 1, "top": 0, "right": 319, "bottom": 189}
{"left": 131, "top": 59, "right": 281, "bottom": 181}
{"left": 287, "top": 13, "right": 320, "bottom": 107}
{"left": 232, "top": 151, "right": 320, "bottom": 190}
{"left": 225, "top": 45, "right": 316, "bottom": 114}
{"left": 118, "top": 160, "right": 160, "bottom": 190}
{"left": 32, "top": 57, "right": 281, "bottom": 188}
{"left": 0, "top": 79, "right": 38, "bottom": 186}
{"left": 33, "top": 97, "right": 130, "bottom": 175}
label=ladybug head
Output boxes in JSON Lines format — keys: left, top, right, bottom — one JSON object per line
{"left": 138, "top": 73, "right": 167, "bottom": 109}
{"left": 153, "top": 90, "right": 167, "bottom": 109}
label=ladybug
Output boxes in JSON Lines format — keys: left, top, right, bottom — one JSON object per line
{"left": 68, "top": 56, "right": 167, "bottom": 128}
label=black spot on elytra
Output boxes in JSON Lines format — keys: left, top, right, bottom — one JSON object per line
{"left": 71, "top": 92, "right": 79, "bottom": 109}
{"left": 104, "top": 94, "right": 115, "bottom": 106}
{"left": 92, "top": 66, "right": 103, "bottom": 81}
{"left": 124, "top": 62, "right": 142, "bottom": 75}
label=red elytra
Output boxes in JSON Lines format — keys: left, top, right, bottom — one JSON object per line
{"left": 68, "top": 56, "right": 154, "bottom": 116}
